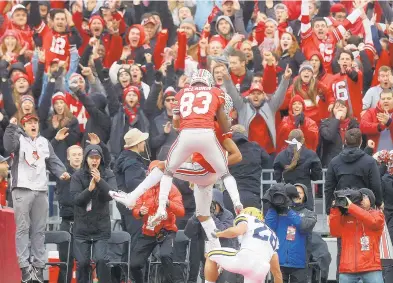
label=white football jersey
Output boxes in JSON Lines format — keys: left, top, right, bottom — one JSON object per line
{"left": 235, "top": 214, "right": 279, "bottom": 262}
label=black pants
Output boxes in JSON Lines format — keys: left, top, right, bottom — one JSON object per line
{"left": 73, "top": 238, "right": 111, "bottom": 283}
{"left": 130, "top": 232, "right": 176, "bottom": 283}
{"left": 121, "top": 213, "right": 143, "bottom": 252}
{"left": 223, "top": 190, "right": 261, "bottom": 216}
{"left": 58, "top": 219, "right": 74, "bottom": 283}
{"left": 281, "top": 267, "right": 307, "bottom": 283}
{"left": 173, "top": 212, "right": 200, "bottom": 283}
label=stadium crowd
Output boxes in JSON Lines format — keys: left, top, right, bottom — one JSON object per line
{"left": 2, "top": 0, "right": 393, "bottom": 282}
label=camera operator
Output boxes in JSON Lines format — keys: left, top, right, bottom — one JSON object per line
{"left": 330, "top": 188, "right": 385, "bottom": 283}
{"left": 265, "top": 183, "right": 317, "bottom": 282}
{"left": 130, "top": 161, "right": 185, "bottom": 283}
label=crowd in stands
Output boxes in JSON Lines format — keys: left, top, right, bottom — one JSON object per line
{"left": 2, "top": 0, "right": 393, "bottom": 282}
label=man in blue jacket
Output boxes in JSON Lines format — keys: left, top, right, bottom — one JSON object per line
{"left": 265, "top": 183, "right": 317, "bottom": 283}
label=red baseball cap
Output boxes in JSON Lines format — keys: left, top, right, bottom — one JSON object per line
{"left": 20, "top": 114, "right": 38, "bottom": 125}
{"left": 249, "top": 83, "right": 264, "bottom": 93}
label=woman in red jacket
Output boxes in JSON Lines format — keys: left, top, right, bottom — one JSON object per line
{"left": 277, "top": 95, "right": 319, "bottom": 152}
{"left": 283, "top": 61, "right": 334, "bottom": 123}
{"left": 330, "top": 189, "right": 384, "bottom": 282}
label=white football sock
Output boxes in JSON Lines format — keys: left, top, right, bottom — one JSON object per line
{"left": 205, "top": 281, "right": 215, "bottom": 283}
{"left": 131, "top": 167, "right": 164, "bottom": 199}
{"left": 201, "top": 217, "right": 221, "bottom": 250}
{"left": 158, "top": 174, "right": 173, "bottom": 209}
{"left": 222, "top": 175, "right": 241, "bottom": 205}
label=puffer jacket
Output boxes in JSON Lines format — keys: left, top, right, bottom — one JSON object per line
{"left": 329, "top": 205, "right": 384, "bottom": 274}
{"left": 277, "top": 95, "right": 319, "bottom": 152}
{"left": 132, "top": 184, "right": 185, "bottom": 237}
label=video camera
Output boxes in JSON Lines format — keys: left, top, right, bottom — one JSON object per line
{"left": 333, "top": 189, "right": 363, "bottom": 213}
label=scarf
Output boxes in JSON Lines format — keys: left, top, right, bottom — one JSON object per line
{"left": 123, "top": 104, "right": 139, "bottom": 125}
{"left": 339, "top": 118, "right": 350, "bottom": 143}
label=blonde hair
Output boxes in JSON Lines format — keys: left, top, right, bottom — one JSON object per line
{"left": 67, "top": 145, "right": 83, "bottom": 157}
{"left": 292, "top": 76, "right": 318, "bottom": 105}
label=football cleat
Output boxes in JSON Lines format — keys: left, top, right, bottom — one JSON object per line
{"left": 109, "top": 190, "right": 137, "bottom": 208}
{"left": 147, "top": 207, "right": 168, "bottom": 228}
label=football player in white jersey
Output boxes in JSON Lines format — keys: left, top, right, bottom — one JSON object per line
{"left": 204, "top": 207, "right": 283, "bottom": 283}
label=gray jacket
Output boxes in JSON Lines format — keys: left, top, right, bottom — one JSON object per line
{"left": 224, "top": 77, "right": 290, "bottom": 148}
{"left": 4, "top": 123, "right": 66, "bottom": 191}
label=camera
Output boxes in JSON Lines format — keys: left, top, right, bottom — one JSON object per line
{"left": 333, "top": 189, "right": 363, "bottom": 210}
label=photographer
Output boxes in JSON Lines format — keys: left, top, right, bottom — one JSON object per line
{"left": 265, "top": 183, "right": 317, "bottom": 282}
{"left": 330, "top": 188, "right": 385, "bottom": 283}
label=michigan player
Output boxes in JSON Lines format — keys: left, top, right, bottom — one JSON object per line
{"left": 205, "top": 207, "right": 283, "bottom": 283}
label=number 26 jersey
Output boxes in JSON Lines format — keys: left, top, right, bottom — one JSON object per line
{"left": 235, "top": 214, "right": 279, "bottom": 261}
{"left": 175, "top": 86, "right": 225, "bottom": 130}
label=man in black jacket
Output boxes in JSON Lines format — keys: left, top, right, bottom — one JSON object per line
{"left": 223, "top": 125, "right": 270, "bottom": 214}
{"left": 70, "top": 144, "right": 116, "bottom": 283}
{"left": 324, "top": 128, "right": 383, "bottom": 214}
{"left": 56, "top": 144, "right": 83, "bottom": 283}
{"left": 113, "top": 128, "right": 149, "bottom": 249}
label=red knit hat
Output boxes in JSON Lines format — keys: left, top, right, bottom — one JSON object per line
{"left": 12, "top": 73, "right": 29, "bottom": 84}
{"left": 52, "top": 92, "right": 66, "bottom": 105}
{"left": 330, "top": 3, "right": 346, "bottom": 14}
{"left": 0, "top": 29, "right": 20, "bottom": 43}
{"left": 88, "top": 15, "right": 105, "bottom": 29}
{"left": 123, "top": 85, "right": 141, "bottom": 101}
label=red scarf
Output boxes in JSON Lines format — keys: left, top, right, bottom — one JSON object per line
{"left": 339, "top": 118, "right": 351, "bottom": 142}
{"left": 123, "top": 104, "right": 139, "bottom": 124}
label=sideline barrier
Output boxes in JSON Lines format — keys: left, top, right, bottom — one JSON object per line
{"left": 0, "top": 207, "right": 21, "bottom": 283}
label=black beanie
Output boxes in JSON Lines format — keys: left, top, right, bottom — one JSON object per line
{"left": 359, "top": 188, "right": 376, "bottom": 207}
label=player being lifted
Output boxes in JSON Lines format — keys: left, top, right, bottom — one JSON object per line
{"left": 205, "top": 207, "right": 283, "bottom": 283}
{"left": 111, "top": 91, "right": 242, "bottom": 251}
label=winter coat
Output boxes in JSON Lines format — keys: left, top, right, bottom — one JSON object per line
{"left": 277, "top": 96, "right": 319, "bottom": 152}
{"left": 277, "top": 49, "right": 306, "bottom": 80}
{"left": 56, "top": 165, "right": 78, "bottom": 219}
{"left": 381, "top": 173, "right": 393, "bottom": 212}
{"left": 330, "top": 206, "right": 384, "bottom": 274}
{"left": 324, "top": 146, "right": 383, "bottom": 214}
{"left": 360, "top": 102, "right": 393, "bottom": 152}
{"left": 318, "top": 117, "right": 359, "bottom": 167}
{"left": 132, "top": 183, "right": 185, "bottom": 236}
{"left": 70, "top": 144, "right": 117, "bottom": 240}
{"left": 113, "top": 149, "right": 148, "bottom": 216}
{"left": 150, "top": 111, "right": 178, "bottom": 160}
{"left": 229, "top": 133, "right": 270, "bottom": 195}
{"left": 102, "top": 79, "right": 150, "bottom": 159}
{"left": 273, "top": 145, "right": 322, "bottom": 210}
{"left": 73, "top": 91, "right": 111, "bottom": 147}
{"left": 265, "top": 204, "right": 317, "bottom": 268}
{"left": 224, "top": 76, "right": 290, "bottom": 149}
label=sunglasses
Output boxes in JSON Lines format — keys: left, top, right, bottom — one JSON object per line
{"left": 165, "top": 98, "right": 175, "bottom": 102}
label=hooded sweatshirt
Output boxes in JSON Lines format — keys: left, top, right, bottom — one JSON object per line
{"left": 324, "top": 146, "right": 383, "bottom": 214}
